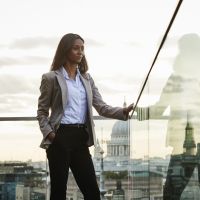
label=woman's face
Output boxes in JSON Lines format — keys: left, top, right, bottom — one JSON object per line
{"left": 67, "top": 38, "right": 84, "bottom": 64}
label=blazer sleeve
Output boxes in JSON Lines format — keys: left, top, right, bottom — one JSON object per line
{"left": 37, "top": 74, "right": 54, "bottom": 139}
{"left": 88, "top": 74, "right": 128, "bottom": 121}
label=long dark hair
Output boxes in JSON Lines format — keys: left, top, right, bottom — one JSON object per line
{"left": 50, "top": 33, "right": 88, "bottom": 74}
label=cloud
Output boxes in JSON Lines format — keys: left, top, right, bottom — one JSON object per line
{"left": 0, "top": 74, "right": 40, "bottom": 116}
{"left": 85, "top": 38, "right": 104, "bottom": 46}
{"left": 9, "top": 36, "right": 59, "bottom": 49}
{"left": 0, "top": 56, "right": 50, "bottom": 67}
{"left": 126, "top": 41, "right": 142, "bottom": 47}
{"left": 5, "top": 36, "right": 103, "bottom": 50}
{"left": 0, "top": 74, "right": 39, "bottom": 94}
{"left": 0, "top": 94, "right": 38, "bottom": 116}
{"left": 0, "top": 36, "right": 104, "bottom": 69}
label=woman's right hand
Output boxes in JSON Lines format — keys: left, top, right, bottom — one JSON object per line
{"left": 47, "top": 132, "right": 56, "bottom": 142}
{"left": 123, "top": 103, "right": 134, "bottom": 119}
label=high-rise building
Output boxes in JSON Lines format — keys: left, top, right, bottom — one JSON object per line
{"left": 0, "top": 162, "right": 46, "bottom": 200}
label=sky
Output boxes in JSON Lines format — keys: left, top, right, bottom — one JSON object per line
{"left": 0, "top": 0, "right": 200, "bottom": 161}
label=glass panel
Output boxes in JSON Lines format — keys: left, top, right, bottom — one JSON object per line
{"left": 0, "top": 121, "right": 47, "bottom": 200}
{"left": 130, "top": 1, "right": 200, "bottom": 199}
{"left": 93, "top": 119, "right": 130, "bottom": 199}
{"left": 0, "top": 119, "right": 131, "bottom": 200}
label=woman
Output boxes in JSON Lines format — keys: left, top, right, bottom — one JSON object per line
{"left": 37, "top": 33, "right": 133, "bottom": 200}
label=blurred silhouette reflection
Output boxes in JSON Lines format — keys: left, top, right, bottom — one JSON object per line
{"left": 136, "top": 33, "right": 200, "bottom": 199}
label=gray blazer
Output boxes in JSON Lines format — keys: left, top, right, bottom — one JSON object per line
{"left": 37, "top": 68, "right": 127, "bottom": 149}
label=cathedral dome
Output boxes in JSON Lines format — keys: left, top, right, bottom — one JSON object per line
{"left": 111, "top": 120, "right": 129, "bottom": 137}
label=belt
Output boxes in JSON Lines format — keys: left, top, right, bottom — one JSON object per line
{"left": 60, "top": 124, "right": 86, "bottom": 128}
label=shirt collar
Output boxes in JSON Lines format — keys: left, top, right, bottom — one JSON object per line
{"left": 62, "top": 66, "right": 80, "bottom": 80}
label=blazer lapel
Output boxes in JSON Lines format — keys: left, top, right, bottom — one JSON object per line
{"left": 80, "top": 74, "right": 92, "bottom": 111}
{"left": 55, "top": 69, "right": 68, "bottom": 110}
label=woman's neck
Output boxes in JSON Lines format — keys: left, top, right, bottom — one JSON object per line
{"left": 64, "top": 64, "right": 78, "bottom": 79}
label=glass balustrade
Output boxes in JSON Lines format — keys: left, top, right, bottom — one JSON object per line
{"left": 0, "top": 118, "right": 130, "bottom": 200}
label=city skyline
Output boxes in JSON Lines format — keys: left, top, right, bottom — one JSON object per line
{"left": 0, "top": 0, "right": 200, "bottom": 161}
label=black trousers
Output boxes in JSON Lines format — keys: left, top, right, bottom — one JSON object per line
{"left": 46, "top": 124, "right": 100, "bottom": 200}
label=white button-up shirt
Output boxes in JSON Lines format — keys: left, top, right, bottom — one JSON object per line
{"left": 61, "top": 67, "right": 87, "bottom": 124}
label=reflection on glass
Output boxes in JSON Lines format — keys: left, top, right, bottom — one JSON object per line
{"left": 136, "top": 33, "right": 200, "bottom": 199}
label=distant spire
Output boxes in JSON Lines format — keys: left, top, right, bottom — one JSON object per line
{"left": 123, "top": 96, "right": 127, "bottom": 108}
{"left": 94, "top": 138, "right": 104, "bottom": 158}
{"left": 183, "top": 111, "right": 196, "bottom": 155}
